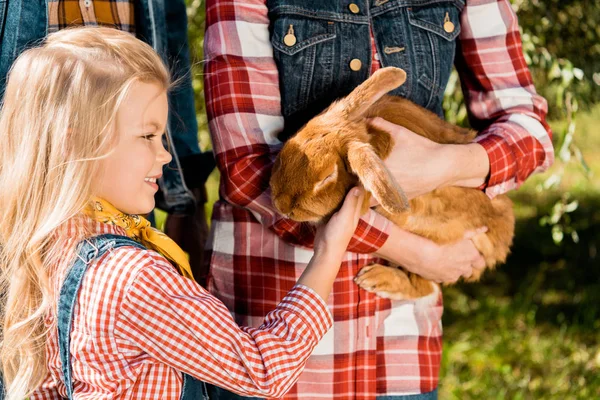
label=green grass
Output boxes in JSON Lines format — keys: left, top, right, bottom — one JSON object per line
{"left": 440, "top": 104, "right": 600, "bottom": 399}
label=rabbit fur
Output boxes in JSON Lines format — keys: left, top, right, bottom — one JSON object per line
{"left": 270, "top": 67, "right": 515, "bottom": 300}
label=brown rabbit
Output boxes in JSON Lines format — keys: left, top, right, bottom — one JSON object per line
{"left": 270, "top": 67, "right": 515, "bottom": 300}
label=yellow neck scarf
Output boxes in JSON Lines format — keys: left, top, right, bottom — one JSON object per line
{"left": 84, "top": 198, "right": 194, "bottom": 280}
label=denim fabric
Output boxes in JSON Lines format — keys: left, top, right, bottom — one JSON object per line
{"left": 203, "top": 383, "right": 439, "bottom": 399}
{"left": 267, "top": 0, "right": 463, "bottom": 138}
{"left": 377, "top": 388, "right": 439, "bottom": 400}
{"left": 0, "top": 0, "right": 47, "bottom": 94}
{"left": 0, "top": 1, "right": 5, "bottom": 44}
{"left": 206, "top": 383, "right": 264, "bottom": 400}
{"left": 0, "top": 0, "right": 199, "bottom": 214}
{"left": 56, "top": 234, "right": 208, "bottom": 399}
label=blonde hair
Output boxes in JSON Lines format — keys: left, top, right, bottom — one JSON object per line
{"left": 0, "top": 27, "right": 170, "bottom": 398}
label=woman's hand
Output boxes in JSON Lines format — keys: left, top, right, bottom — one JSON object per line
{"left": 299, "top": 187, "right": 365, "bottom": 300}
{"left": 408, "top": 228, "right": 488, "bottom": 284}
{"left": 369, "top": 118, "right": 449, "bottom": 200}
{"left": 368, "top": 117, "right": 490, "bottom": 203}
{"left": 375, "top": 224, "right": 487, "bottom": 284}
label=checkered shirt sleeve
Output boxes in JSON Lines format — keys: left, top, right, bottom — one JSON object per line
{"left": 457, "top": 0, "right": 554, "bottom": 197}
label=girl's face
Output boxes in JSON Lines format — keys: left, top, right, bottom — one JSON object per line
{"left": 95, "top": 81, "right": 172, "bottom": 215}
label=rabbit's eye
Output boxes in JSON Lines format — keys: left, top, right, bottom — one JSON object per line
{"left": 314, "top": 164, "right": 338, "bottom": 192}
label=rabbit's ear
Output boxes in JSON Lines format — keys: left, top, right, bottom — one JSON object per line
{"left": 347, "top": 141, "right": 410, "bottom": 214}
{"left": 333, "top": 67, "right": 407, "bottom": 120}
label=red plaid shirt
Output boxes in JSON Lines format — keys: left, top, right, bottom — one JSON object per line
{"left": 204, "top": 0, "right": 553, "bottom": 398}
{"left": 31, "top": 216, "right": 332, "bottom": 399}
{"left": 47, "top": 0, "right": 135, "bottom": 33}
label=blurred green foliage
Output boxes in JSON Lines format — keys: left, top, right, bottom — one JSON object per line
{"left": 514, "top": 0, "right": 600, "bottom": 111}
{"left": 185, "top": 0, "right": 210, "bottom": 151}
{"left": 441, "top": 107, "right": 600, "bottom": 398}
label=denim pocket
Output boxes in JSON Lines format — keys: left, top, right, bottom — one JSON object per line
{"left": 270, "top": 14, "right": 336, "bottom": 117}
{"left": 406, "top": 1, "right": 463, "bottom": 112}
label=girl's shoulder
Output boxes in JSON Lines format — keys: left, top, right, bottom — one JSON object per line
{"left": 95, "top": 242, "right": 177, "bottom": 278}
{"left": 52, "top": 215, "right": 180, "bottom": 289}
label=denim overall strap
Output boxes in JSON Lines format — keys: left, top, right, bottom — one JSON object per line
{"left": 57, "top": 234, "right": 208, "bottom": 399}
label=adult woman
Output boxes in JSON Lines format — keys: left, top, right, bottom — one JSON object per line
{"left": 203, "top": 0, "right": 553, "bottom": 398}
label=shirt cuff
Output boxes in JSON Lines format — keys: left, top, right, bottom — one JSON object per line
{"left": 474, "top": 131, "right": 515, "bottom": 192}
{"left": 277, "top": 284, "right": 333, "bottom": 339}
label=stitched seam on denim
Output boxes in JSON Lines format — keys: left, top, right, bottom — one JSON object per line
{"left": 43, "top": 0, "right": 48, "bottom": 35}
{"left": 407, "top": 12, "right": 461, "bottom": 41}
{"left": 0, "top": 2, "right": 5, "bottom": 46}
{"left": 418, "top": 74, "right": 444, "bottom": 97}
{"left": 146, "top": 0, "right": 157, "bottom": 48}
{"left": 298, "top": 44, "right": 316, "bottom": 111}
{"left": 270, "top": 6, "right": 370, "bottom": 24}
{"left": 424, "top": 30, "right": 438, "bottom": 109}
{"left": 9, "top": 0, "right": 23, "bottom": 61}
{"left": 319, "top": 24, "right": 335, "bottom": 99}
{"left": 370, "top": 0, "right": 464, "bottom": 18}
{"left": 272, "top": 32, "right": 336, "bottom": 56}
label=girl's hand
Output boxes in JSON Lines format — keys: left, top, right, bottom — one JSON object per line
{"left": 313, "top": 187, "right": 365, "bottom": 263}
{"left": 299, "top": 187, "right": 365, "bottom": 300}
{"left": 408, "top": 227, "right": 488, "bottom": 284}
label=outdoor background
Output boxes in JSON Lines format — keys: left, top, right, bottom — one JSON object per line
{"left": 181, "top": 1, "right": 600, "bottom": 398}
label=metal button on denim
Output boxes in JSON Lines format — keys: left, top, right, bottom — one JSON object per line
{"left": 444, "top": 12, "right": 455, "bottom": 33}
{"left": 349, "top": 59, "right": 362, "bottom": 71}
{"left": 349, "top": 4, "right": 360, "bottom": 14}
{"left": 284, "top": 24, "right": 296, "bottom": 46}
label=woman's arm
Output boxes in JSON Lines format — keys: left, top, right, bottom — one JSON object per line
{"left": 456, "top": 0, "right": 554, "bottom": 197}
{"left": 372, "top": 0, "right": 553, "bottom": 201}
{"left": 375, "top": 222, "right": 487, "bottom": 283}
{"left": 368, "top": 118, "right": 491, "bottom": 200}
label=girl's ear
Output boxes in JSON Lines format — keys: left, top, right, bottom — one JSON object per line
{"left": 347, "top": 141, "right": 410, "bottom": 214}
{"left": 332, "top": 67, "right": 407, "bottom": 121}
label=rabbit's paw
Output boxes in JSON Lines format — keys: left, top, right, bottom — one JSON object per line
{"left": 354, "top": 264, "right": 415, "bottom": 300}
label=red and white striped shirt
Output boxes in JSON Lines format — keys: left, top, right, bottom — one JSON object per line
{"left": 204, "top": 0, "right": 553, "bottom": 398}
{"left": 32, "top": 216, "right": 332, "bottom": 399}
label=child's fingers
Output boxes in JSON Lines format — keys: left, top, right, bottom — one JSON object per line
{"left": 353, "top": 188, "right": 366, "bottom": 222}
{"left": 339, "top": 187, "right": 364, "bottom": 224}
{"left": 327, "top": 188, "right": 363, "bottom": 228}
{"left": 324, "top": 187, "right": 363, "bottom": 237}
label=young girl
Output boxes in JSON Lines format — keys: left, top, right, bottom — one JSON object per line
{"left": 0, "top": 27, "right": 364, "bottom": 399}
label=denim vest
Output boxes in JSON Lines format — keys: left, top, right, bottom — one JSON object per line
{"left": 56, "top": 234, "right": 208, "bottom": 399}
{"left": 267, "top": 0, "right": 463, "bottom": 138}
{"left": 0, "top": 0, "right": 198, "bottom": 214}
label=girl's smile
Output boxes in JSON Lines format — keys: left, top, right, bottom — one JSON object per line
{"left": 144, "top": 175, "right": 161, "bottom": 190}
